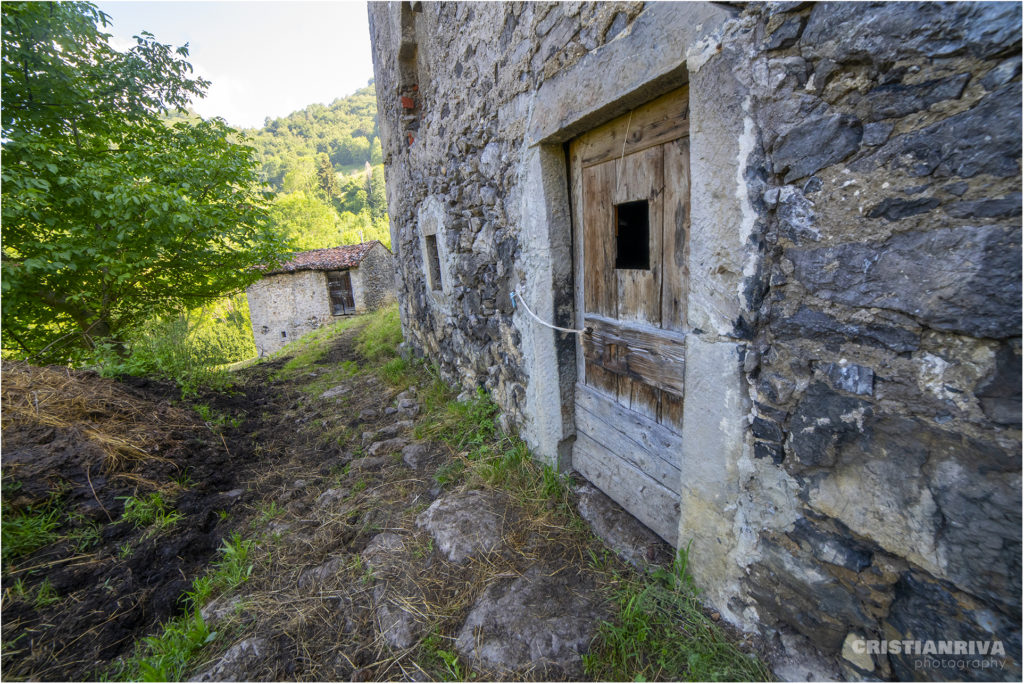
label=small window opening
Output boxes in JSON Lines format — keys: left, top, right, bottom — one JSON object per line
{"left": 615, "top": 200, "right": 650, "bottom": 270}
{"left": 281, "top": 331, "right": 287, "bottom": 338}
{"left": 425, "top": 234, "right": 442, "bottom": 290}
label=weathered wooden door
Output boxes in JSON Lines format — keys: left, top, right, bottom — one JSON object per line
{"left": 569, "top": 86, "right": 690, "bottom": 544}
{"left": 327, "top": 271, "right": 356, "bottom": 315}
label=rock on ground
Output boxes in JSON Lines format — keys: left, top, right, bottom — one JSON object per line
{"left": 199, "top": 596, "right": 243, "bottom": 623}
{"left": 368, "top": 437, "right": 409, "bottom": 457}
{"left": 415, "top": 489, "right": 510, "bottom": 563}
{"left": 401, "top": 442, "right": 434, "bottom": 469}
{"left": 315, "top": 488, "right": 347, "bottom": 510}
{"left": 373, "top": 584, "right": 423, "bottom": 650}
{"left": 297, "top": 555, "right": 346, "bottom": 589}
{"left": 362, "top": 420, "right": 413, "bottom": 445}
{"left": 455, "top": 565, "right": 608, "bottom": 677}
{"left": 190, "top": 637, "right": 271, "bottom": 682}
{"left": 349, "top": 455, "right": 391, "bottom": 471}
{"left": 321, "top": 384, "right": 349, "bottom": 400}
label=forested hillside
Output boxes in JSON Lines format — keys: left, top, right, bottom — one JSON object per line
{"left": 244, "top": 83, "right": 390, "bottom": 251}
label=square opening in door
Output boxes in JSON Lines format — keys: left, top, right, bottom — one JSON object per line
{"left": 614, "top": 200, "right": 650, "bottom": 270}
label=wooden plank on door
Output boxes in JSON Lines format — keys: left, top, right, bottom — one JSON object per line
{"left": 581, "top": 316, "right": 686, "bottom": 397}
{"left": 576, "top": 383, "right": 683, "bottom": 473}
{"left": 577, "top": 86, "right": 690, "bottom": 168}
{"left": 630, "top": 381, "right": 661, "bottom": 422}
{"left": 569, "top": 143, "right": 587, "bottom": 384}
{"left": 612, "top": 146, "right": 663, "bottom": 325}
{"left": 659, "top": 390, "right": 685, "bottom": 433}
{"left": 584, "top": 360, "right": 619, "bottom": 399}
{"left": 662, "top": 136, "right": 691, "bottom": 332}
{"left": 582, "top": 159, "right": 617, "bottom": 318}
{"left": 573, "top": 431, "right": 680, "bottom": 544}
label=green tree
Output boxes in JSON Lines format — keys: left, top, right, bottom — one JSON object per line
{"left": 268, "top": 192, "right": 342, "bottom": 251}
{"left": 315, "top": 152, "right": 339, "bottom": 200}
{"left": 1, "top": 1, "right": 286, "bottom": 362}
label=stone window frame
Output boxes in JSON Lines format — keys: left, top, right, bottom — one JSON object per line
{"left": 417, "top": 194, "right": 453, "bottom": 307}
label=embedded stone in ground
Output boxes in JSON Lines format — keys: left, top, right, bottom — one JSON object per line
{"left": 415, "top": 489, "right": 510, "bottom": 563}
{"left": 362, "top": 532, "right": 405, "bottom": 566}
{"left": 373, "top": 584, "right": 423, "bottom": 650}
{"left": 362, "top": 420, "right": 413, "bottom": 445}
{"left": 200, "top": 595, "right": 243, "bottom": 623}
{"left": 358, "top": 408, "right": 378, "bottom": 422}
{"left": 297, "top": 555, "right": 346, "bottom": 589}
{"left": 320, "top": 384, "right": 349, "bottom": 400}
{"left": 349, "top": 454, "right": 391, "bottom": 471}
{"left": 397, "top": 398, "right": 420, "bottom": 419}
{"left": 190, "top": 637, "right": 271, "bottom": 682}
{"left": 367, "top": 437, "right": 409, "bottom": 457}
{"left": 454, "top": 565, "right": 608, "bottom": 677}
{"left": 315, "top": 488, "right": 347, "bottom": 509}
{"left": 401, "top": 442, "right": 433, "bottom": 469}
{"left": 574, "top": 482, "right": 672, "bottom": 570}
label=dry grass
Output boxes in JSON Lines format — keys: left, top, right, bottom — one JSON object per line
{"left": 1, "top": 360, "right": 190, "bottom": 473}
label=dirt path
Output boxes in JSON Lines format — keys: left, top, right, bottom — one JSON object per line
{"left": 2, "top": 319, "right": 770, "bottom": 681}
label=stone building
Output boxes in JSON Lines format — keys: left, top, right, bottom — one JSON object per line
{"left": 369, "top": 2, "right": 1021, "bottom": 679}
{"left": 246, "top": 241, "right": 395, "bottom": 355}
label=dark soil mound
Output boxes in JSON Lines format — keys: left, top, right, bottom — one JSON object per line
{"left": 0, "top": 361, "right": 294, "bottom": 681}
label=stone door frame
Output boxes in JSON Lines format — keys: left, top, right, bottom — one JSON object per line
{"left": 514, "top": 2, "right": 757, "bottom": 558}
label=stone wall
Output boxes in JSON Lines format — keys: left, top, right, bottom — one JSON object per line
{"left": 247, "top": 244, "right": 396, "bottom": 355}
{"left": 357, "top": 242, "right": 398, "bottom": 311}
{"left": 247, "top": 270, "right": 332, "bottom": 356}
{"left": 369, "top": 2, "right": 1021, "bottom": 679}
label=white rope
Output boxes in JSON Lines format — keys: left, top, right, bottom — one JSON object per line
{"left": 511, "top": 291, "right": 586, "bottom": 334}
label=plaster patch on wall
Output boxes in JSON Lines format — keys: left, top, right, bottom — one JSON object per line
{"left": 736, "top": 99, "right": 760, "bottom": 306}
{"left": 685, "top": 31, "right": 722, "bottom": 74}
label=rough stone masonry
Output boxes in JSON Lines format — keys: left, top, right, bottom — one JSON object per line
{"left": 368, "top": 2, "right": 1022, "bottom": 680}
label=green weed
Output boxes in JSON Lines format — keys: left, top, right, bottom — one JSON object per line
{"left": 583, "top": 547, "right": 771, "bottom": 682}
{"left": 210, "top": 533, "right": 255, "bottom": 593}
{"left": 419, "top": 630, "right": 466, "bottom": 681}
{"left": 255, "top": 501, "right": 283, "bottom": 526}
{"left": 66, "top": 515, "right": 103, "bottom": 553}
{"left": 1, "top": 497, "right": 63, "bottom": 565}
{"left": 5, "top": 578, "right": 29, "bottom": 602}
{"left": 113, "top": 532, "right": 257, "bottom": 681}
{"left": 115, "top": 611, "right": 215, "bottom": 682}
{"left": 380, "top": 357, "right": 412, "bottom": 386}
{"left": 33, "top": 578, "right": 60, "bottom": 608}
{"left": 121, "top": 492, "right": 183, "bottom": 532}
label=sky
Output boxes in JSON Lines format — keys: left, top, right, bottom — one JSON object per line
{"left": 94, "top": 1, "right": 376, "bottom": 129}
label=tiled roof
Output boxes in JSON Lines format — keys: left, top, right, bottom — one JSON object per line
{"left": 264, "top": 241, "right": 383, "bottom": 275}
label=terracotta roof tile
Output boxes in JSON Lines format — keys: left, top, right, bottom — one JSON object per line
{"left": 264, "top": 241, "right": 383, "bottom": 275}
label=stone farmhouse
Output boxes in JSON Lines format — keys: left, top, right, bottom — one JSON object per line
{"left": 246, "top": 242, "right": 395, "bottom": 355}
{"left": 369, "top": 2, "right": 1021, "bottom": 680}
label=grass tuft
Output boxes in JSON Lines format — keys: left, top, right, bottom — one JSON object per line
{"left": 354, "top": 304, "right": 403, "bottom": 362}
{"left": 112, "top": 532, "right": 257, "bottom": 681}
{"left": 583, "top": 546, "right": 772, "bottom": 682}
{"left": 1, "top": 498, "right": 63, "bottom": 566}
{"left": 121, "top": 492, "right": 182, "bottom": 532}
{"left": 270, "top": 316, "right": 365, "bottom": 380}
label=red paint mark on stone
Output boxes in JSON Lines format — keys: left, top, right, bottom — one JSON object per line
{"left": 401, "top": 96, "right": 415, "bottom": 109}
